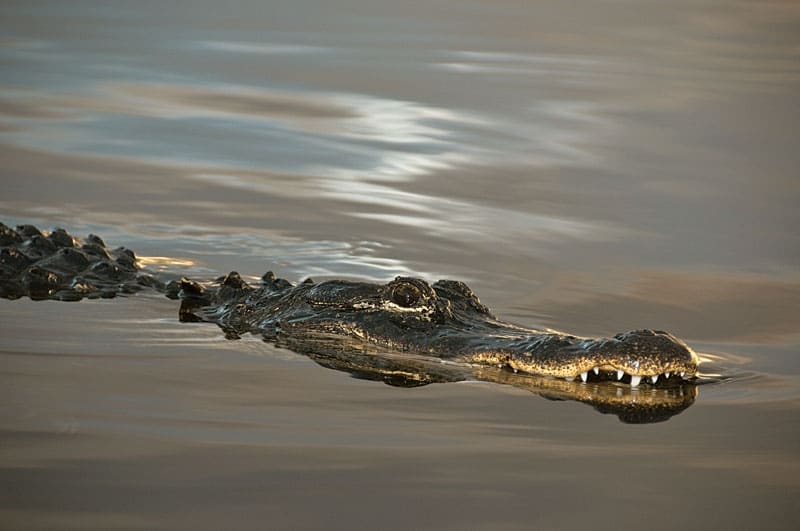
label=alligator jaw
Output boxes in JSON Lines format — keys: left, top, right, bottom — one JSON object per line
{"left": 466, "top": 329, "right": 700, "bottom": 387}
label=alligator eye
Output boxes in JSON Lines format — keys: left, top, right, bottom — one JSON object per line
{"left": 390, "top": 283, "right": 421, "bottom": 307}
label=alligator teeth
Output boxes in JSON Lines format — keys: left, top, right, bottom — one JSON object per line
{"left": 616, "top": 370, "right": 624, "bottom": 380}
{"left": 680, "top": 371, "right": 685, "bottom": 378}
{"left": 665, "top": 372, "right": 670, "bottom": 378}
{"left": 650, "top": 374, "right": 659, "bottom": 384}
{"left": 592, "top": 366, "right": 599, "bottom": 375}
{"left": 580, "top": 372, "right": 588, "bottom": 383}
{"left": 630, "top": 375, "right": 641, "bottom": 387}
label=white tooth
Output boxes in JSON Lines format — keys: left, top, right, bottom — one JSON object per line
{"left": 680, "top": 371, "right": 686, "bottom": 378}
{"left": 665, "top": 372, "right": 670, "bottom": 378}
{"left": 580, "top": 372, "right": 588, "bottom": 382}
{"left": 616, "top": 370, "right": 624, "bottom": 380}
{"left": 564, "top": 376, "right": 573, "bottom": 381}
{"left": 630, "top": 375, "right": 641, "bottom": 387}
{"left": 513, "top": 368, "right": 518, "bottom": 373}
{"left": 650, "top": 375, "right": 659, "bottom": 384}
{"left": 592, "top": 366, "right": 599, "bottom": 375}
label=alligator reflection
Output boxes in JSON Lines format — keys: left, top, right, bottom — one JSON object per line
{"left": 479, "top": 368, "right": 698, "bottom": 424}
{"left": 238, "top": 324, "right": 697, "bottom": 424}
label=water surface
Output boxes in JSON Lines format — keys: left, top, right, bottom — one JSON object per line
{"left": 1, "top": 1, "right": 799, "bottom": 529}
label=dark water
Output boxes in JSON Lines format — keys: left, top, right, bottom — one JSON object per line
{"left": 1, "top": 1, "right": 799, "bottom": 529}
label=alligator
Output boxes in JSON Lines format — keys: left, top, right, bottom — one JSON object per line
{"left": 0, "top": 222, "right": 701, "bottom": 423}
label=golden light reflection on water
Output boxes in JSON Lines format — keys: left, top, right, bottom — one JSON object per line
{"left": 136, "top": 256, "right": 196, "bottom": 272}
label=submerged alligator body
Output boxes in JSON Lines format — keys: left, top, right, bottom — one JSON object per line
{"left": 1, "top": 222, "right": 701, "bottom": 423}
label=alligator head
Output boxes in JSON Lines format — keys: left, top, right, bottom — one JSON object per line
{"left": 179, "top": 274, "right": 700, "bottom": 388}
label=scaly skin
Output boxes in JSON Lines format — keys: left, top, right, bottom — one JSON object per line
{"left": 0, "top": 222, "right": 162, "bottom": 300}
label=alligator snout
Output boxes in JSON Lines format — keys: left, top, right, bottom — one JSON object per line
{"left": 472, "top": 328, "right": 699, "bottom": 387}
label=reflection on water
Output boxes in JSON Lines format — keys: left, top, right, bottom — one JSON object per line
{"left": 0, "top": 6, "right": 622, "bottom": 256}
{"left": 297, "top": 347, "right": 700, "bottom": 424}
{"left": 196, "top": 40, "right": 331, "bottom": 56}
{"left": 136, "top": 256, "right": 197, "bottom": 271}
